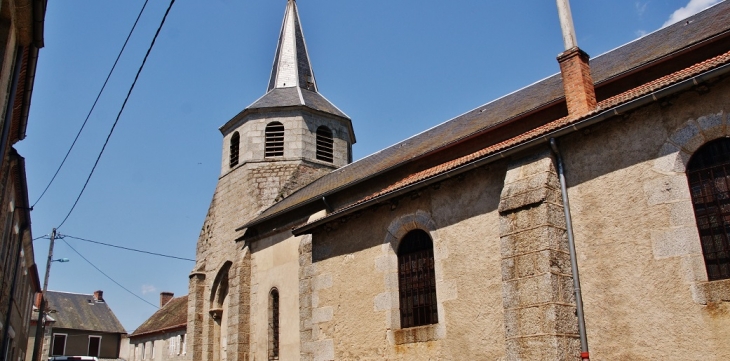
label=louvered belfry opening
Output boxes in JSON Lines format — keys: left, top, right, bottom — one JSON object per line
{"left": 316, "top": 126, "right": 334, "bottom": 163}
{"left": 687, "top": 138, "right": 730, "bottom": 281}
{"left": 397, "top": 229, "right": 438, "bottom": 328}
{"left": 268, "top": 288, "right": 280, "bottom": 360}
{"left": 229, "top": 132, "right": 240, "bottom": 168}
{"left": 265, "top": 122, "right": 285, "bottom": 158}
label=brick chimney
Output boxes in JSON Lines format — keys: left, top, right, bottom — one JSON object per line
{"left": 555, "top": 0, "right": 596, "bottom": 118}
{"left": 160, "top": 292, "right": 174, "bottom": 307}
{"left": 93, "top": 290, "right": 104, "bottom": 302}
{"left": 558, "top": 48, "right": 596, "bottom": 117}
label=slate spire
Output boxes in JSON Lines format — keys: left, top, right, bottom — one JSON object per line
{"left": 267, "top": 0, "right": 317, "bottom": 92}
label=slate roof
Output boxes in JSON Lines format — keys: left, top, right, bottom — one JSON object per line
{"left": 241, "top": 0, "right": 348, "bottom": 120}
{"left": 295, "top": 49, "right": 730, "bottom": 232}
{"left": 242, "top": 1, "right": 730, "bottom": 229}
{"left": 247, "top": 87, "right": 348, "bottom": 119}
{"left": 46, "top": 291, "right": 126, "bottom": 334}
{"left": 130, "top": 296, "right": 188, "bottom": 337}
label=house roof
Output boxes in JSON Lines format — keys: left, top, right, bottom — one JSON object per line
{"left": 45, "top": 291, "right": 126, "bottom": 334}
{"left": 130, "top": 295, "right": 188, "bottom": 338}
{"left": 241, "top": 1, "right": 730, "bottom": 230}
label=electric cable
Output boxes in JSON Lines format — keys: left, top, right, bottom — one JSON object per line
{"left": 60, "top": 238, "right": 158, "bottom": 309}
{"left": 56, "top": 0, "right": 177, "bottom": 229}
{"left": 32, "top": 235, "right": 48, "bottom": 241}
{"left": 62, "top": 234, "right": 195, "bottom": 262}
{"left": 32, "top": 0, "right": 151, "bottom": 209}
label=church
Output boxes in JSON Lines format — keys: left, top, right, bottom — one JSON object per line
{"left": 185, "top": 0, "right": 730, "bottom": 359}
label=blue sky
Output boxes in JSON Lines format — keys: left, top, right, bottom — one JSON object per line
{"left": 15, "top": 0, "right": 724, "bottom": 331}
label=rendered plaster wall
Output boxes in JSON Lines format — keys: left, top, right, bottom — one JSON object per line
{"left": 306, "top": 165, "right": 507, "bottom": 360}
{"left": 556, "top": 77, "right": 730, "bottom": 360}
{"left": 249, "top": 231, "right": 302, "bottom": 360}
{"left": 129, "top": 330, "right": 187, "bottom": 361}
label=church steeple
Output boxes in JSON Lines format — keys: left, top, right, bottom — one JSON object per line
{"left": 268, "top": 0, "right": 317, "bottom": 92}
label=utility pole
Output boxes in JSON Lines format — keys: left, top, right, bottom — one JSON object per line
{"left": 31, "top": 228, "right": 55, "bottom": 361}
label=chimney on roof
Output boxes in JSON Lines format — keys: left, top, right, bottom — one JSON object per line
{"left": 160, "top": 292, "right": 174, "bottom": 307}
{"left": 555, "top": 0, "right": 596, "bottom": 117}
{"left": 93, "top": 290, "right": 104, "bottom": 302}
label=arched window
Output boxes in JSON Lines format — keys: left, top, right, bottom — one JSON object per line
{"left": 229, "top": 132, "right": 240, "bottom": 168}
{"left": 265, "top": 122, "right": 285, "bottom": 158}
{"left": 397, "top": 230, "right": 437, "bottom": 328}
{"left": 268, "top": 288, "right": 280, "bottom": 360}
{"left": 316, "top": 126, "right": 334, "bottom": 163}
{"left": 687, "top": 138, "right": 730, "bottom": 281}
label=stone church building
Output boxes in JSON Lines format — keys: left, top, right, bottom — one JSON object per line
{"left": 188, "top": 0, "right": 730, "bottom": 359}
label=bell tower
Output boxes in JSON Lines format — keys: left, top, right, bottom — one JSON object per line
{"left": 189, "top": 1, "right": 355, "bottom": 360}
{"left": 219, "top": 0, "right": 355, "bottom": 178}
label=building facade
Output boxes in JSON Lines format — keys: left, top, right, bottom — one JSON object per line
{"left": 0, "top": 0, "right": 46, "bottom": 360}
{"left": 190, "top": 1, "right": 730, "bottom": 360}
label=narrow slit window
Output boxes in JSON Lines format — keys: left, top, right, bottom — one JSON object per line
{"left": 316, "top": 126, "right": 334, "bottom": 163}
{"left": 687, "top": 138, "right": 730, "bottom": 281}
{"left": 268, "top": 288, "right": 280, "bottom": 360}
{"left": 397, "top": 230, "right": 438, "bottom": 328}
{"left": 230, "top": 132, "right": 240, "bottom": 168}
{"left": 265, "top": 122, "right": 285, "bottom": 157}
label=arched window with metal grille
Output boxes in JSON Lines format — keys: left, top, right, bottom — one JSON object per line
{"left": 265, "top": 122, "right": 285, "bottom": 158}
{"left": 229, "top": 132, "right": 240, "bottom": 168}
{"left": 268, "top": 288, "right": 280, "bottom": 360}
{"left": 397, "top": 229, "right": 438, "bottom": 328}
{"left": 316, "top": 126, "right": 334, "bottom": 163}
{"left": 687, "top": 138, "right": 730, "bottom": 281}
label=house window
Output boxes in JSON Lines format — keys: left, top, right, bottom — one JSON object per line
{"left": 88, "top": 336, "right": 101, "bottom": 357}
{"left": 316, "top": 126, "right": 334, "bottom": 163}
{"left": 265, "top": 122, "right": 285, "bottom": 157}
{"left": 397, "top": 230, "right": 438, "bottom": 328}
{"left": 51, "top": 334, "right": 67, "bottom": 356}
{"left": 230, "top": 132, "right": 240, "bottom": 168}
{"left": 687, "top": 138, "right": 730, "bottom": 281}
{"left": 180, "top": 334, "right": 186, "bottom": 355}
{"left": 268, "top": 288, "right": 279, "bottom": 360}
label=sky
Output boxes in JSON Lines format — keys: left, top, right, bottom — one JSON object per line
{"left": 14, "top": 0, "right": 725, "bottom": 332}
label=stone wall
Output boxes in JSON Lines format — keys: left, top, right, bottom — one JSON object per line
{"left": 305, "top": 165, "right": 506, "bottom": 360}
{"left": 221, "top": 110, "right": 351, "bottom": 174}
{"left": 295, "top": 75, "right": 730, "bottom": 360}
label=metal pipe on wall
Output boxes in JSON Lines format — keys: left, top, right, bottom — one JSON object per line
{"left": 549, "top": 138, "right": 590, "bottom": 361}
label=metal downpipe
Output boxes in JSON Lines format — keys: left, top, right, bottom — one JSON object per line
{"left": 549, "top": 138, "right": 590, "bottom": 360}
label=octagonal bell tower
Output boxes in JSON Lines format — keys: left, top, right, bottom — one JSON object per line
{"left": 220, "top": 0, "right": 354, "bottom": 177}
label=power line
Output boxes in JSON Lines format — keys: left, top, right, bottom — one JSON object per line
{"left": 62, "top": 234, "right": 195, "bottom": 262}
{"left": 32, "top": 0, "right": 151, "bottom": 209}
{"left": 56, "top": 0, "right": 177, "bottom": 229}
{"left": 60, "top": 238, "right": 158, "bottom": 309}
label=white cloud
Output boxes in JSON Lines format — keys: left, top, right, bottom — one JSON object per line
{"left": 663, "top": 0, "right": 724, "bottom": 27}
{"left": 636, "top": 1, "right": 649, "bottom": 16}
{"left": 635, "top": 29, "right": 648, "bottom": 38}
{"left": 141, "top": 284, "right": 157, "bottom": 295}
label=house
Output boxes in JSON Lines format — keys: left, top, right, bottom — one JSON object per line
{"left": 39, "top": 290, "right": 126, "bottom": 360}
{"left": 0, "top": 0, "right": 48, "bottom": 360}
{"left": 127, "top": 293, "right": 188, "bottom": 361}
{"left": 190, "top": 0, "right": 730, "bottom": 359}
